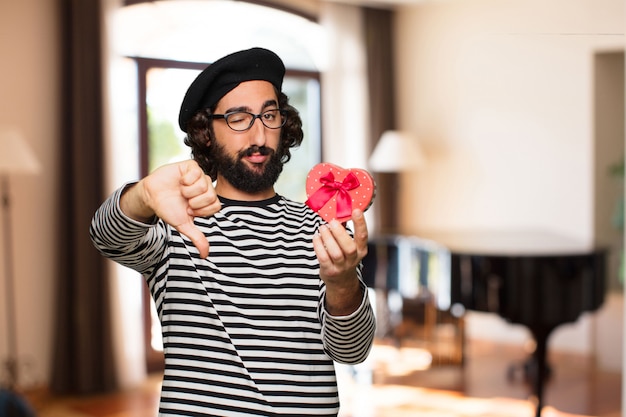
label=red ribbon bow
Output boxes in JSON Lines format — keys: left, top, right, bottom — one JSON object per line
{"left": 306, "top": 171, "right": 360, "bottom": 220}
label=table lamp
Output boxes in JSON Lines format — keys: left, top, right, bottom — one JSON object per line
{"left": 369, "top": 130, "right": 425, "bottom": 173}
{"left": 368, "top": 130, "right": 425, "bottom": 233}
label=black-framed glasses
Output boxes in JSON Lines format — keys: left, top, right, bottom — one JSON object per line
{"left": 209, "top": 109, "right": 287, "bottom": 132}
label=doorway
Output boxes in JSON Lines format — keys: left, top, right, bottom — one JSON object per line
{"left": 593, "top": 50, "right": 624, "bottom": 373}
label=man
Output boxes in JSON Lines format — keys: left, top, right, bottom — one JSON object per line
{"left": 90, "top": 47, "right": 375, "bottom": 416}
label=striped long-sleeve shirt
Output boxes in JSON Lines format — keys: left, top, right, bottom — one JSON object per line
{"left": 90, "top": 185, "right": 376, "bottom": 417}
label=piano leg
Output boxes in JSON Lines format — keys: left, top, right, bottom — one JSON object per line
{"left": 528, "top": 326, "right": 555, "bottom": 417}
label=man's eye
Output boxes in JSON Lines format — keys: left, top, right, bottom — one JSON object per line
{"left": 264, "top": 110, "right": 279, "bottom": 120}
{"left": 228, "top": 113, "right": 248, "bottom": 124}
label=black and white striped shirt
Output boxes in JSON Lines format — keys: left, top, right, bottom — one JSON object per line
{"left": 90, "top": 186, "right": 376, "bottom": 416}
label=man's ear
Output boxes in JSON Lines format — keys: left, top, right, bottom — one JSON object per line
{"left": 205, "top": 126, "right": 214, "bottom": 147}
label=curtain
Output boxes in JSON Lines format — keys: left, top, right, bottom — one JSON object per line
{"left": 51, "top": 0, "right": 117, "bottom": 395}
{"left": 363, "top": 7, "right": 397, "bottom": 233}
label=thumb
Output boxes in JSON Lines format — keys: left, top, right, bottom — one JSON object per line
{"left": 176, "top": 222, "right": 209, "bottom": 258}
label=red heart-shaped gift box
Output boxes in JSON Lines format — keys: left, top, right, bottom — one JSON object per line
{"left": 305, "top": 163, "right": 376, "bottom": 223}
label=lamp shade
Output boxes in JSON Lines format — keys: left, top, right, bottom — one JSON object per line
{"left": 0, "top": 128, "right": 40, "bottom": 174}
{"left": 368, "top": 130, "right": 425, "bottom": 173}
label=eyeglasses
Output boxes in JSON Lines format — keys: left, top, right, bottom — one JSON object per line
{"left": 209, "top": 109, "right": 287, "bottom": 132}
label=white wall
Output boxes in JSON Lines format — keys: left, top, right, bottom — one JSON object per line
{"left": 0, "top": 0, "right": 60, "bottom": 388}
{"left": 394, "top": 0, "right": 624, "bottom": 355}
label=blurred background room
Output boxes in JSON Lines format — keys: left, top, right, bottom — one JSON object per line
{"left": 0, "top": 0, "right": 624, "bottom": 416}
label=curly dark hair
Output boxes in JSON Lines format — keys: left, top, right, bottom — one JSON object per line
{"left": 183, "top": 90, "right": 304, "bottom": 179}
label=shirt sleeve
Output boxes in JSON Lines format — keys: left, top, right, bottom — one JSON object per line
{"left": 319, "top": 275, "right": 376, "bottom": 365}
{"left": 89, "top": 183, "right": 168, "bottom": 277}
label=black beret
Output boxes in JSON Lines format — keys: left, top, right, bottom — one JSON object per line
{"left": 178, "top": 47, "right": 286, "bottom": 132}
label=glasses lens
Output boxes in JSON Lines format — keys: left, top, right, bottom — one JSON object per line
{"left": 225, "top": 112, "right": 254, "bottom": 131}
{"left": 260, "top": 109, "right": 285, "bottom": 129}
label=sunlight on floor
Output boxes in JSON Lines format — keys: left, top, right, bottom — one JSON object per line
{"left": 336, "top": 344, "right": 595, "bottom": 417}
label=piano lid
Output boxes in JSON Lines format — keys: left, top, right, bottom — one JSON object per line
{"left": 415, "top": 229, "right": 599, "bottom": 257}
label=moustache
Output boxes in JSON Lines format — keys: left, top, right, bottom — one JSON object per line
{"left": 240, "top": 145, "right": 274, "bottom": 158}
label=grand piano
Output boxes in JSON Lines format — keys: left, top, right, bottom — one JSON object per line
{"left": 362, "top": 231, "right": 607, "bottom": 417}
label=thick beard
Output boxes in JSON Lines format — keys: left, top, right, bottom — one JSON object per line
{"left": 212, "top": 143, "right": 284, "bottom": 194}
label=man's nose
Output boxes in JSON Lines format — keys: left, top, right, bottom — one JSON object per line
{"left": 248, "top": 117, "right": 267, "bottom": 146}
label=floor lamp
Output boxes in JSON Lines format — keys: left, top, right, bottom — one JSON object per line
{"left": 0, "top": 127, "right": 40, "bottom": 394}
